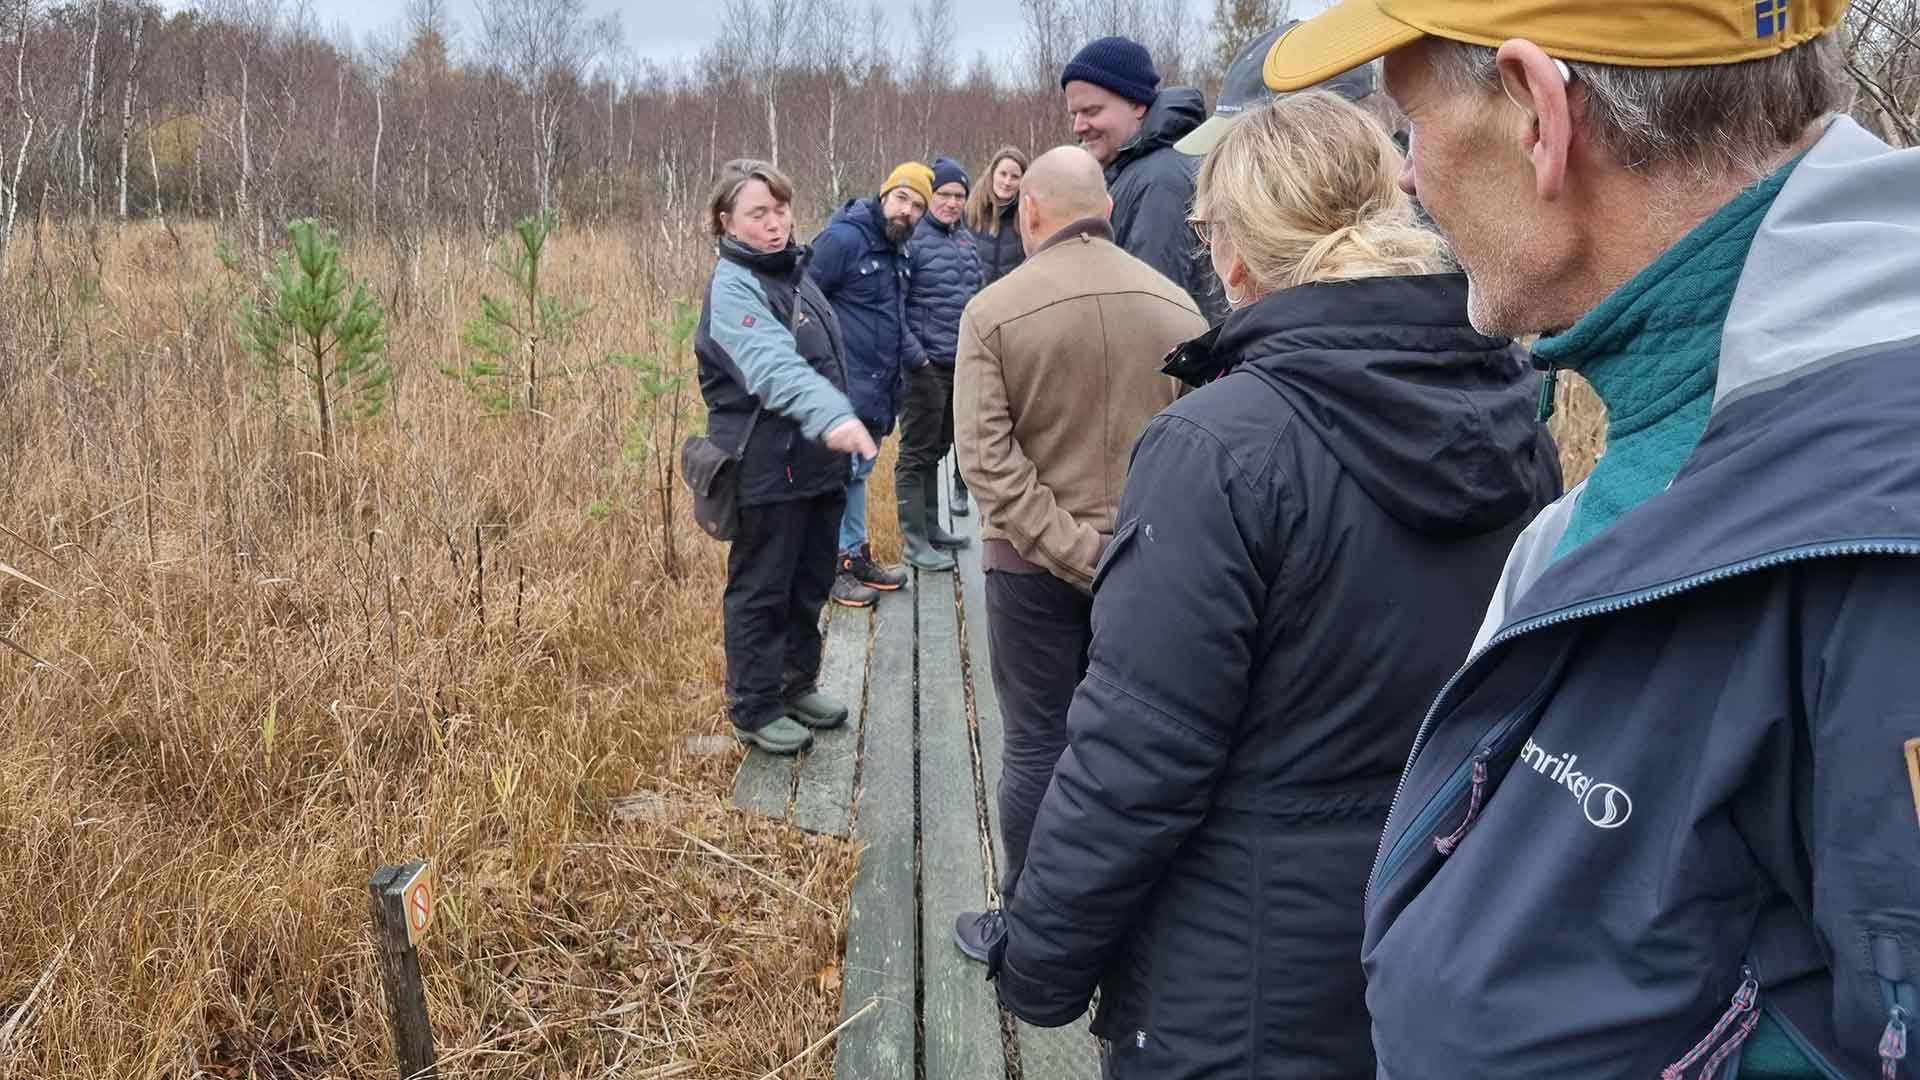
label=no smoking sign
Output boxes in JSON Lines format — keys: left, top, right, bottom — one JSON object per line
{"left": 398, "top": 861, "right": 435, "bottom": 946}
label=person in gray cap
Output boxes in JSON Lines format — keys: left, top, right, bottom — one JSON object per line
{"left": 1173, "top": 22, "right": 1381, "bottom": 158}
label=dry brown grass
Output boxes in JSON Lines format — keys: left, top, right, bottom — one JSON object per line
{"left": 0, "top": 216, "right": 1605, "bottom": 1079}
{"left": 1549, "top": 371, "right": 1606, "bottom": 487}
{"left": 0, "top": 219, "right": 861, "bottom": 1078}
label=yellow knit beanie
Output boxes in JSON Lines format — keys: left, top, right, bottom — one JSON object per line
{"left": 880, "top": 162, "right": 934, "bottom": 207}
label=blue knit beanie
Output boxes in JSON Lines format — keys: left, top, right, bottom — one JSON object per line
{"left": 930, "top": 155, "right": 970, "bottom": 194}
{"left": 1060, "top": 36, "right": 1159, "bottom": 106}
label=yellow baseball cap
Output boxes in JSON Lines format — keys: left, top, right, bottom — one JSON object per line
{"left": 1264, "top": 0, "right": 1851, "bottom": 91}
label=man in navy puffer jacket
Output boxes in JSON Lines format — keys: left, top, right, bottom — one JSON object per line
{"left": 896, "top": 156, "right": 985, "bottom": 571}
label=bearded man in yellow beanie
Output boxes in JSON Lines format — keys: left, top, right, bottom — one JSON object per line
{"left": 805, "top": 163, "right": 931, "bottom": 606}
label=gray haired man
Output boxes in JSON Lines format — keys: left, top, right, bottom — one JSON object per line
{"left": 1265, "top": 0, "right": 1920, "bottom": 1077}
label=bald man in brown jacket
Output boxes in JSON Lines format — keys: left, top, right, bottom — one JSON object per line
{"left": 951, "top": 145, "right": 1205, "bottom": 963}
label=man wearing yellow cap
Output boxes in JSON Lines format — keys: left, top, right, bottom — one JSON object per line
{"left": 806, "top": 163, "right": 932, "bottom": 607}
{"left": 1260, "top": 2, "right": 1920, "bottom": 1078}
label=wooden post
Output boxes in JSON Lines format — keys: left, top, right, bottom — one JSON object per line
{"left": 369, "top": 860, "right": 438, "bottom": 1080}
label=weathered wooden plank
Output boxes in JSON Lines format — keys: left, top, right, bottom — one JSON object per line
{"left": 834, "top": 591, "right": 918, "bottom": 1080}
{"left": 1019, "top": 1020, "right": 1101, "bottom": 1080}
{"left": 729, "top": 742, "right": 796, "bottom": 822}
{"left": 792, "top": 606, "right": 872, "bottom": 837}
{"left": 918, "top": 573, "right": 1009, "bottom": 1080}
{"left": 950, "top": 459, "right": 1101, "bottom": 1079}
{"left": 952, "top": 502, "right": 1006, "bottom": 877}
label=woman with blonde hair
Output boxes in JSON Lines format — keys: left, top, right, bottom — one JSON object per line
{"left": 989, "top": 93, "right": 1562, "bottom": 1077}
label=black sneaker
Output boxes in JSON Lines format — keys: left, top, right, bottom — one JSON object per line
{"left": 830, "top": 571, "right": 879, "bottom": 609}
{"left": 953, "top": 908, "right": 1006, "bottom": 964}
{"left": 843, "top": 546, "right": 908, "bottom": 591}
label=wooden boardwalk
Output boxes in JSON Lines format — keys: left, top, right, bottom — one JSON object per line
{"left": 731, "top": 463, "right": 1099, "bottom": 1080}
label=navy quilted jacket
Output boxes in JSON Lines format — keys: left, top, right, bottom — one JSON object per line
{"left": 906, "top": 214, "right": 984, "bottom": 367}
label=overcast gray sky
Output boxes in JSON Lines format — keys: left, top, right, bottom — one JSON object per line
{"left": 241, "top": 0, "right": 1330, "bottom": 71}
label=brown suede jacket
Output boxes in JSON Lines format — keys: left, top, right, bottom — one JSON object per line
{"left": 954, "top": 218, "right": 1205, "bottom": 590}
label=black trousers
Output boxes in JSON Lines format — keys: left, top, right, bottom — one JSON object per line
{"left": 724, "top": 491, "right": 846, "bottom": 730}
{"left": 985, "top": 568, "right": 1093, "bottom": 896}
{"left": 898, "top": 362, "right": 956, "bottom": 474}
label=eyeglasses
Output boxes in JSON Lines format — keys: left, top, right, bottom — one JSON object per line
{"left": 1502, "top": 57, "right": 1575, "bottom": 112}
{"left": 1186, "top": 217, "right": 1217, "bottom": 245}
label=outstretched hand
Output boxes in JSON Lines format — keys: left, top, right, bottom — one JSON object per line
{"left": 826, "top": 419, "right": 878, "bottom": 460}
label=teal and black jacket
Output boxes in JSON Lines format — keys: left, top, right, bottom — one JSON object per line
{"left": 694, "top": 238, "right": 855, "bottom": 509}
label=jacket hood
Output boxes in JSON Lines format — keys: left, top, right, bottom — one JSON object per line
{"left": 1167, "top": 274, "right": 1549, "bottom": 536}
{"left": 826, "top": 196, "right": 892, "bottom": 250}
{"left": 1112, "top": 88, "right": 1206, "bottom": 172}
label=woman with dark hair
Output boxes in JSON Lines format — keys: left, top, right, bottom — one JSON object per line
{"left": 695, "top": 158, "right": 877, "bottom": 756}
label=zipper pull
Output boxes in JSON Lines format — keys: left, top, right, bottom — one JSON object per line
{"left": 1433, "top": 751, "right": 1490, "bottom": 856}
{"left": 1536, "top": 362, "right": 1559, "bottom": 423}
{"left": 1882, "top": 1005, "right": 1908, "bottom": 1080}
{"left": 1663, "top": 968, "right": 1760, "bottom": 1080}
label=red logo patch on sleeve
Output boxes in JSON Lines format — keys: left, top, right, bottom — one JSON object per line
{"left": 742, "top": 314, "right": 756, "bottom": 327}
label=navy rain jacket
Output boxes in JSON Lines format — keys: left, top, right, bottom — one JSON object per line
{"left": 1363, "top": 119, "right": 1920, "bottom": 1080}
{"left": 807, "top": 196, "right": 918, "bottom": 433}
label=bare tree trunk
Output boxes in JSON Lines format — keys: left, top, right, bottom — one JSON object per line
{"left": 237, "top": 60, "right": 257, "bottom": 264}
{"left": 371, "top": 80, "right": 384, "bottom": 228}
{"left": 764, "top": 78, "right": 779, "bottom": 166}
{"left": 77, "top": 0, "right": 104, "bottom": 214}
{"left": 144, "top": 103, "right": 164, "bottom": 228}
{"left": 826, "top": 81, "right": 842, "bottom": 204}
{"left": 117, "top": 10, "right": 145, "bottom": 221}
{"left": 1, "top": 0, "right": 34, "bottom": 279}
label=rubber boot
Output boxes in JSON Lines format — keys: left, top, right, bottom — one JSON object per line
{"left": 733, "top": 715, "right": 813, "bottom": 755}
{"left": 951, "top": 461, "right": 971, "bottom": 517}
{"left": 924, "top": 466, "right": 971, "bottom": 551}
{"left": 896, "top": 470, "right": 956, "bottom": 572}
{"left": 784, "top": 689, "right": 848, "bottom": 729}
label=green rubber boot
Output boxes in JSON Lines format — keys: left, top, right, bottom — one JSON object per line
{"left": 896, "top": 470, "right": 956, "bottom": 572}
{"left": 732, "top": 715, "right": 814, "bottom": 755}
{"left": 924, "top": 466, "right": 971, "bottom": 551}
{"left": 785, "top": 690, "right": 848, "bottom": 730}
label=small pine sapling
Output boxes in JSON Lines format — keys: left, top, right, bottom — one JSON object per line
{"left": 443, "top": 210, "right": 588, "bottom": 415}
{"left": 608, "top": 297, "right": 697, "bottom": 575}
{"left": 236, "top": 219, "right": 391, "bottom": 457}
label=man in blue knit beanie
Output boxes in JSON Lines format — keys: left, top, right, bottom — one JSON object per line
{"left": 1060, "top": 36, "right": 1224, "bottom": 322}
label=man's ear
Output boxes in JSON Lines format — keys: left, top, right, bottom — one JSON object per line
{"left": 1101, "top": 194, "right": 1114, "bottom": 222}
{"left": 1495, "top": 39, "right": 1573, "bottom": 202}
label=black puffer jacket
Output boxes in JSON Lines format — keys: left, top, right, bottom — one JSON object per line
{"left": 1107, "top": 88, "right": 1226, "bottom": 324}
{"left": 994, "top": 274, "right": 1562, "bottom": 1077}
{"left": 977, "top": 197, "right": 1025, "bottom": 287}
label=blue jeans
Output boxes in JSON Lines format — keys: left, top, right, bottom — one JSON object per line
{"left": 838, "top": 452, "right": 875, "bottom": 555}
